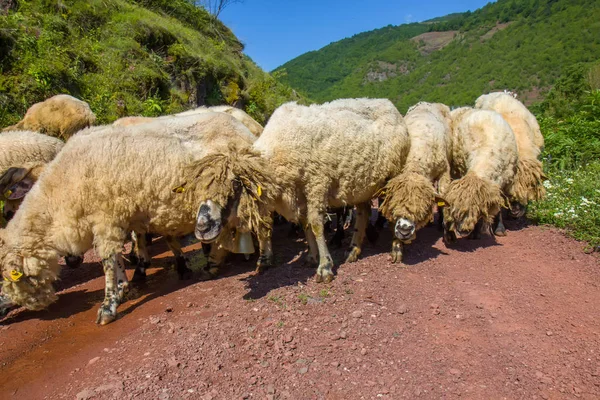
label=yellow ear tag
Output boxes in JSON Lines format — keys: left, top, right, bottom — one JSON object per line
{"left": 4, "top": 189, "right": 12, "bottom": 198}
{"left": 172, "top": 185, "right": 186, "bottom": 194}
{"left": 8, "top": 270, "right": 23, "bottom": 282}
{"left": 437, "top": 201, "right": 446, "bottom": 207}
{"left": 256, "top": 185, "right": 262, "bottom": 197}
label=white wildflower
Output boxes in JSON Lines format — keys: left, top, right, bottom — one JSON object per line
{"left": 543, "top": 181, "right": 553, "bottom": 189}
{"left": 565, "top": 178, "right": 574, "bottom": 184}
{"left": 553, "top": 212, "right": 563, "bottom": 218}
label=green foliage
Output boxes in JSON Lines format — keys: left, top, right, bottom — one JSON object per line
{"left": 528, "top": 163, "right": 600, "bottom": 247}
{"left": 529, "top": 65, "right": 600, "bottom": 248}
{"left": 539, "top": 108, "right": 600, "bottom": 169}
{"left": 0, "top": 0, "right": 296, "bottom": 127}
{"left": 277, "top": 0, "right": 600, "bottom": 113}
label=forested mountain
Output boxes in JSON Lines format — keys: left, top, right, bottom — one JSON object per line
{"left": 0, "top": 0, "right": 298, "bottom": 126}
{"left": 276, "top": 0, "right": 600, "bottom": 111}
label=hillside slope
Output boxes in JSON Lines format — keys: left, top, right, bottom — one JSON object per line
{"left": 277, "top": 0, "right": 600, "bottom": 111}
{"left": 0, "top": 0, "right": 297, "bottom": 126}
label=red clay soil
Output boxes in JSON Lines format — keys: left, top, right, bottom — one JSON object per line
{"left": 1, "top": 218, "right": 599, "bottom": 400}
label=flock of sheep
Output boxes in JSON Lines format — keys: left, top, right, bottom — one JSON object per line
{"left": 0, "top": 92, "right": 546, "bottom": 325}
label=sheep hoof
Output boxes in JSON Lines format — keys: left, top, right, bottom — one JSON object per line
{"left": 255, "top": 255, "right": 273, "bottom": 274}
{"left": 198, "top": 266, "right": 219, "bottom": 281}
{"left": 65, "top": 255, "right": 83, "bottom": 268}
{"left": 344, "top": 246, "right": 360, "bottom": 263}
{"left": 177, "top": 268, "right": 193, "bottom": 280}
{"left": 443, "top": 230, "right": 457, "bottom": 245}
{"left": 96, "top": 305, "right": 117, "bottom": 325}
{"left": 175, "top": 257, "right": 193, "bottom": 280}
{"left": 494, "top": 228, "right": 507, "bottom": 237}
{"left": 315, "top": 270, "right": 334, "bottom": 283}
{"left": 131, "top": 266, "right": 147, "bottom": 283}
{"left": 315, "top": 259, "right": 334, "bottom": 283}
{"left": 0, "top": 295, "right": 16, "bottom": 317}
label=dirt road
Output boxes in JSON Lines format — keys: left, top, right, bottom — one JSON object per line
{"left": 1, "top": 220, "right": 599, "bottom": 400}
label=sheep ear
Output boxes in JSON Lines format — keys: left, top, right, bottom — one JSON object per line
{"left": 0, "top": 167, "right": 33, "bottom": 200}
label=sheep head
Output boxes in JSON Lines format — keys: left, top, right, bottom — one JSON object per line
{"left": 379, "top": 173, "right": 437, "bottom": 243}
{"left": 442, "top": 173, "right": 506, "bottom": 238}
{"left": 0, "top": 166, "right": 40, "bottom": 222}
{"left": 508, "top": 158, "right": 546, "bottom": 218}
{"left": 0, "top": 241, "right": 60, "bottom": 315}
{"left": 190, "top": 145, "right": 278, "bottom": 243}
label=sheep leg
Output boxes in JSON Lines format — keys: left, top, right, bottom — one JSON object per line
{"left": 96, "top": 254, "right": 121, "bottom": 325}
{"left": 391, "top": 238, "right": 404, "bottom": 264}
{"left": 256, "top": 225, "right": 274, "bottom": 274}
{"left": 131, "top": 232, "right": 150, "bottom": 283}
{"left": 468, "top": 220, "right": 484, "bottom": 239}
{"left": 201, "top": 245, "right": 227, "bottom": 280}
{"left": 127, "top": 231, "right": 139, "bottom": 265}
{"left": 328, "top": 209, "right": 345, "bottom": 248}
{"left": 303, "top": 225, "right": 319, "bottom": 267}
{"left": 165, "top": 236, "right": 193, "bottom": 280}
{"left": 115, "top": 253, "right": 129, "bottom": 300}
{"left": 345, "top": 202, "right": 370, "bottom": 263}
{"left": 312, "top": 222, "right": 334, "bottom": 283}
{"left": 437, "top": 206, "right": 445, "bottom": 232}
{"left": 493, "top": 211, "right": 507, "bottom": 236}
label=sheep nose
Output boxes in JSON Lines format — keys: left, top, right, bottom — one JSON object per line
{"left": 196, "top": 215, "right": 211, "bottom": 233}
{"left": 399, "top": 221, "right": 413, "bottom": 231}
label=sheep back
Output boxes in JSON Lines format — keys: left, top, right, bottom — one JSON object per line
{"left": 3, "top": 95, "right": 96, "bottom": 140}
{"left": 254, "top": 98, "right": 410, "bottom": 214}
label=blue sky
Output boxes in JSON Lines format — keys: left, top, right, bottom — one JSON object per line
{"left": 219, "top": 0, "right": 495, "bottom": 71}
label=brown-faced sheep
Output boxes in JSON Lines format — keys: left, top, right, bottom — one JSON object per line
{"left": 0, "top": 131, "right": 64, "bottom": 222}
{"left": 443, "top": 107, "right": 518, "bottom": 240}
{"left": 475, "top": 92, "right": 546, "bottom": 218}
{"left": 379, "top": 102, "right": 452, "bottom": 262}
{"left": 192, "top": 98, "right": 410, "bottom": 283}
{"left": 2, "top": 95, "right": 96, "bottom": 140}
{"left": 0, "top": 112, "right": 256, "bottom": 325}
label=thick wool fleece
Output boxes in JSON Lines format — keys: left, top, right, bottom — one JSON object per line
{"left": 113, "top": 106, "right": 264, "bottom": 137}
{"left": 475, "top": 92, "right": 546, "bottom": 204}
{"left": 253, "top": 98, "right": 410, "bottom": 223}
{"left": 190, "top": 145, "right": 280, "bottom": 239}
{"left": 380, "top": 102, "right": 452, "bottom": 227}
{"left": 2, "top": 95, "right": 96, "bottom": 140}
{"left": 0, "top": 130, "right": 64, "bottom": 175}
{"left": 0, "top": 130, "right": 65, "bottom": 216}
{"left": 446, "top": 107, "right": 518, "bottom": 230}
{"left": 0, "top": 113, "right": 255, "bottom": 310}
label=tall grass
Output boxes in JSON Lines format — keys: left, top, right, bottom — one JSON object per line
{"left": 528, "top": 89, "right": 600, "bottom": 248}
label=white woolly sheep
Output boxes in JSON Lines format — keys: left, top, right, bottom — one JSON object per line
{"left": 112, "top": 105, "right": 263, "bottom": 137}
{"left": 192, "top": 98, "right": 410, "bottom": 283}
{"left": 475, "top": 92, "right": 546, "bottom": 217}
{"left": 0, "top": 131, "right": 64, "bottom": 222}
{"left": 379, "top": 102, "right": 453, "bottom": 262}
{"left": 443, "top": 107, "right": 518, "bottom": 240}
{"left": 3, "top": 94, "right": 96, "bottom": 140}
{"left": 0, "top": 112, "right": 256, "bottom": 325}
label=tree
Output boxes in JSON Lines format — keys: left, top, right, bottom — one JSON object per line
{"left": 195, "top": 0, "right": 243, "bottom": 18}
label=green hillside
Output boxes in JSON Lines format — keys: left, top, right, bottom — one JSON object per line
{"left": 0, "top": 0, "right": 298, "bottom": 126}
{"left": 276, "top": 0, "right": 600, "bottom": 111}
